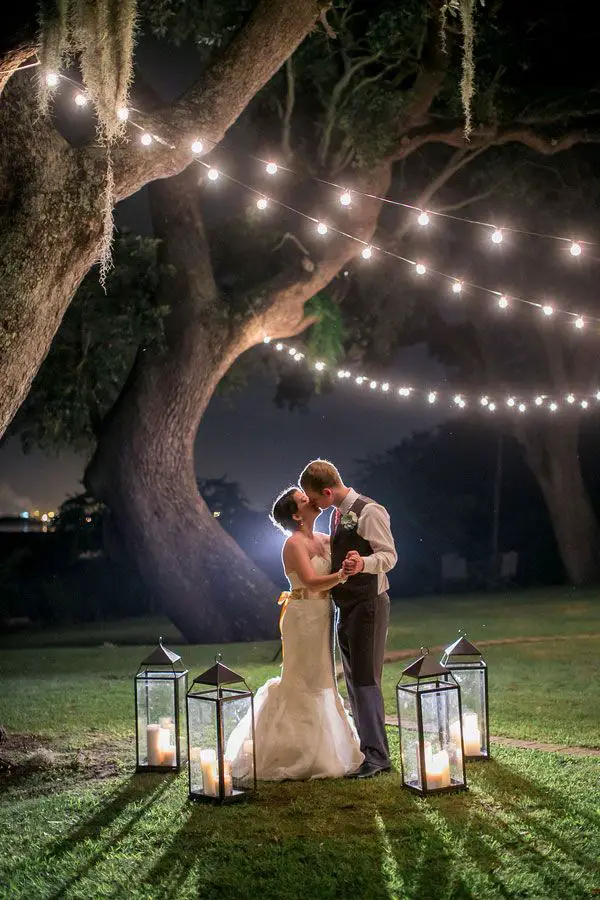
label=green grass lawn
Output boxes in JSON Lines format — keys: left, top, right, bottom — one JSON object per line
{"left": 1, "top": 587, "right": 599, "bottom": 899}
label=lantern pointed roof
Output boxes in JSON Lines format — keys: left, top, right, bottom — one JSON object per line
{"left": 193, "top": 659, "right": 245, "bottom": 687}
{"left": 443, "top": 635, "right": 482, "bottom": 657}
{"left": 140, "top": 637, "right": 182, "bottom": 666}
{"left": 402, "top": 652, "right": 448, "bottom": 679}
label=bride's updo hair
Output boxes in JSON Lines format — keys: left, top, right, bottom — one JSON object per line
{"left": 270, "top": 486, "right": 300, "bottom": 534}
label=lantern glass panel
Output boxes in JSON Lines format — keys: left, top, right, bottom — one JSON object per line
{"left": 449, "top": 665, "right": 488, "bottom": 757}
{"left": 397, "top": 684, "right": 422, "bottom": 792}
{"left": 420, "top": 685, "right": 465, "bottom": 790}
{"left": 136, "top": 670, "right": 186, "bottom": 769}
{"left": 188, "top": 688, "right": 254, "bottom": 801}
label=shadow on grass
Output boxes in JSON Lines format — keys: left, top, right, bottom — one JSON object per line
{"left": 47, "top": 773, "right": 177, "bottom": 900}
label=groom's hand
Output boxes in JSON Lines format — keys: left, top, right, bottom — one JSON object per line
{"left": 343, "top": 551, "right": 365, "bottom": 575}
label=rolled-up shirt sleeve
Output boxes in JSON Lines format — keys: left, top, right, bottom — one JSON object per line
{"left": 357, "top": 504, "right": 397, "bottom": 575}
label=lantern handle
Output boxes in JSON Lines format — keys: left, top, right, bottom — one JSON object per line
{"left": 159, "top": 635, "right": 163, "bottom": 645}
{"left": 420, "top": 646, "right": 429, "bottom": 656}
{"left": 215, "top": 651, "right": 223, "bottom": 664}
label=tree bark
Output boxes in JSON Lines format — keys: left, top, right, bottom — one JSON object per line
{"left": 85, "top": 162, "right": 391, "bottom": 642}
{"left": 0, "top": 1, "right": 325, "bottom": 440}
{"left": 517, "top": 420, "right": 600, "bottom": 585}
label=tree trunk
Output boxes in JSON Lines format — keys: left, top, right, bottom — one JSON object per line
{"left": 517, "top": 420, "right": 600, "bottom": 585}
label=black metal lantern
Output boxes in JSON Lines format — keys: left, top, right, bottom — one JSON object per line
{"left": 441, "top": 634, "right": 489, "bottom": 760}
{"left": 396, "top": 649, "right": 467, "bottom": 795}
{"left": 135, "top": 638, "right": 188, "bottom": 772}
{"left": 186, "top": 655, "right": 256, "bottom": 804}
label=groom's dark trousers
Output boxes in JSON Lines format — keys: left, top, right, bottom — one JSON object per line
{"left": 331, "top": 495, "right": 391, "bottom": 768}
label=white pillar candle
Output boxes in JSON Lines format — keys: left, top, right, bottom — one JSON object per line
{"left": 200, "top": 749, "right": 218, "bottom": 797}
{"left": 146, "top": 724, "right": 163, "bottom": 766}
{"left": 424, "top": 744, "right": 451, "bottom": 790}
{"left": 223, "top": 760, "right": 233, "bottom": 797}
{"left": 162, "top": 747, "right": 177, "bottom": 767}
{"left": 462, "top": 712, "right": 481, "bottom": 756}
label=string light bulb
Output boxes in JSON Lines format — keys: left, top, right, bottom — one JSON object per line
{"left": 140, "top": 133, "right": 153, "bottom": 146}
{"left": 361, "top": 246, "right": 372, "bottom": 260}
{"left": 275, "top": 343, "right": 283, "bottom": 351}
{"left": 507, "top": 397, "right": 516, "bottom": 407}
{"left": 317, "top": 222, "right": 328, "bottom": 235}
{"left": 191, "top": 139, "right": 204, "bottom": 154}
{"left": 491, "top": 229, "right": 503, "bottom": 244}
{"left": 549, "top": 402, "right": 558, "bottom": 412}
{"left": 453, "top": 394, "right": 464, "bottom": 406}
{"left": 428, "top": 391, "right": 437, "bottom": 404}
{"left": 288, "top": 347, "right": 297, "bottom": 356}
{"left": 315, "top": 361, "right": 325, "bottom": 371}
{"left": 256, "top": 197, "right": 268, "bottom": 210}
{"left": 498, "top": 295, "right": 509, "bottom": 309}
{"left": 74, "top": 92, "right": 87, "bottom": 107}
{"left": 570, "top": 242, "right": 582, "bottom": 257}
{"left": 581, "top": 400, "right": 589, "bottom": 409}
{"left": 340, "top": 190, "right": 352, "bottom": 206}
{"left": 417, "top": 211, "right": 430, "bottom": 227}
{"left": 566, "top": 394, "right": 575, "bottom": 404}
{"left": 370, "top": 380, "right": 378, "bottom": 389}
{"left": 575, "top": 316, "right": 585, "bottom": 329}
{"left": 337, "top": 370, "right": 346, "bottom": 379}
{"left": 415, "top": 263, "right": 427, "bottom": 276}
{"left": 381, "top": 382, "right": 390, "bottom": 392}
{"left": 488, "top": 402, "right": 497, "bottom": 412}
{"left": 207, "top": 168, "right": 219, "bottom": 181}
{"left": 480, "top": 396, "right": 489, "bottom": 406}
{"left": 399, "top": 387, "right": 411, "bottom": 397}
{"left": 265, "top": 162, "right": 278, "bottom": 175}
{"left": 542, "top": 304, "right": 554, "bottom": 316}
{"left": 452, "top": 280, "right": 463, "bottom": 294}
{"left": 263, "top": 336, "right": 271, "bottom": 344}
{"left": 535, "top": 396, "right": 544, "bottom": 405}
{"left": 117, "top": 107, "right": 129, "bottom": 121}
{"left": 45, "top": 72, "right": 59, "bottom": 88}
{"left": 356, "top": 376, "right": 365, "bottom": 385}
{"left": 518, "top": 403, "right": 527, "bottom": 413}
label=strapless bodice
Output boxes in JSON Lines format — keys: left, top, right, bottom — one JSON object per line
{"left": 285, "top": 553, "right": 330, "bottom": 592}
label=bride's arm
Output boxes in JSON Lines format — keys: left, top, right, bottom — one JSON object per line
{"left": 284, "top": 538, "right": 346, "bottom": 591}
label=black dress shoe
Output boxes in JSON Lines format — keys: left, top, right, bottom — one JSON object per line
{"left": 346, "top": 760, "right": 392, "bottom": 779}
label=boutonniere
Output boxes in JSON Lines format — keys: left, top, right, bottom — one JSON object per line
{"left": 340, "top": 511, "right": 359, "bottom": 531}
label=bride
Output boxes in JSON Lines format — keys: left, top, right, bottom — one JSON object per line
{"left": 227, "top": 486, "right": 363, "bottom": 780}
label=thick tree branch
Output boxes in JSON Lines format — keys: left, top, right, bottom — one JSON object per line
{"left": 394, "top": 124, "right": 600, "bottom": 160}
{"left": 111, "top": 0, "right": 327, "bottom": 201}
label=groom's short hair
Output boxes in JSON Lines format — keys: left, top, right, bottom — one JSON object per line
{"left": 300, "top": 459, "right": 343, "bottom": 492}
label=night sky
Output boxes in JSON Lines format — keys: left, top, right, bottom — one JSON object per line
{"left": 0, "top": 345, "right": 445, "bottom": 515}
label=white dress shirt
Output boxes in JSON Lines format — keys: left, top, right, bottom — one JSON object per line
{"left": 335, "top": 488, "right": 397, "bottom": 594}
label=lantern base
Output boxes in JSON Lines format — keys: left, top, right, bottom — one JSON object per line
{"left": 136, "top": 763, "right": 183, "bottom": 773}
{"left": 403, "top": 778, "right": 467, "bottom": 796}
{"left": 464, "top": 751, "right": 490, "bottom": 762}
{"left": 189, "top": 788, "right": 248, "bottom": 805}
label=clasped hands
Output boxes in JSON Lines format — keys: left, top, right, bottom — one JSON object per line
{"left": 342, "top": 550, "right": 365, "bottom": 577}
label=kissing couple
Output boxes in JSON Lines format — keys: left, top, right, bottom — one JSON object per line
{"left": 229, "top": 459, "right": 397, "bottom": 781}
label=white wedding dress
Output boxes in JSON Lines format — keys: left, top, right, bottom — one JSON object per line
{"left": 226, "top": 551, "right": 363, "bottom": 780}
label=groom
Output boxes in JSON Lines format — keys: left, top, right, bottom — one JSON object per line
{"left": 300, "top": 459, "right": 397, "bottom": 778}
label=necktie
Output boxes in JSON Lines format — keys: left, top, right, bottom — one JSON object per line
{"left": 333, "top": 508, "right": 341, "bottom": 531}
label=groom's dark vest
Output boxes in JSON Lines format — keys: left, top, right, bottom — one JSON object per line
{"left": 330, "top": 495, "right": 378, "bottom": 605}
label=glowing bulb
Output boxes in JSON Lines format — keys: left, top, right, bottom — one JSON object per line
{"left": 256, "top": 197, "right": 268, "bottom": 210}
{"left": 288, "top": 347, "right": 297, "bottom": 356}
{"left": 535, "top": 396, "right": 544, "bottom": 406}
{"left": 542, "top": 304, "right": 554, "bottom": 316}
{"left": 581, "top": 400, "right": 589, "bottom": 409}
{"left": 275, "top": 343, "right": 283, "bottom": 351}
{"left": 117, "top": 107, "right": 129, "bottom": 121}
{"left": 498, "top": 295, "right": 509, "bottom": 309}
{"left": 549, "top": 402, "right": 558, "bottom": 412}
{"left": 74, "top": 92, "right": 87, "bottom": 107}
{"left": 263, "top": 336, "right": 271, "bottom": 344}
{"left": 491, "top": 229, "right": 503, "bottom": 244}
{"left": 361, "top": 246, "right": 372, "bottom": 260}
{"left": 265, "top": 162, "right": 278, "bottom": 175}
{"left": 340, "top": 191, "right": 352, "bottom": 206}
{"left": 191, "top": 139, "right": 204, "bottom": 154}
{"left": 507, "top": 397, "right": 515, "bottom": 407}
{"left": 453, "top": 394, "right": 463, "bottom": 406}
{"left": 575, "top": 317, "right": 585, "bottom": 329}
{"left": 337, "top": 370, "right": 346, "bottom": 379}
{"left": 315, "top": 361, "right": 325, "bottom": 371}
{"left": 596, "top": 391, "right": 600, "bottom": 401}
{"left": 399, "top": 387, "right": 411, "bottom": 397}
{"left": 417, "top": 211, "right": 430, "bottom": 227}
{"left": 428, "top": 391, "right": 437, "bottom": 404}
{"left": 207, "top": 168, "right": 219, "bottom": 181}
{"left": 415, "top": 263, "right": 427, "bottom": 276}
{"left": 370, "top": 381, "right": 378, "bottom": 390}
{"left": 45, "top": 72, "right": 59, "bottom": 88}
{"left": 480, "top": 396, "right": 489, "bottom": 407}
{"left": 566, "top": 394, "right": 575, "bottom": 404}
{"left": 488, "top": 402, "right": 497, "bottom": 412}
{"left": 381, "top": 382, "right": 389, "bottom": 392}
{"left": 295, "top": 352, "right": 304, "bottom": 361}
{"left": 356, "top": 376, "right": 365, "bottom": 385}
{"left": 140, "top": 133, "right": 153, "bottom": 146}
{"left": 452, "top": 280, "right": 463, "bottom": 294}
{"left": 317, "top": 222, "right": 328, "bottom": 235}
{"left": 518, "top": 403, "right": 527, "bottom": 413}
{"left": 570, "top": 242, "right": 582, "bottom": 257}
